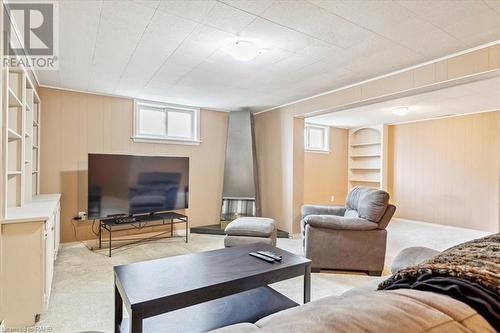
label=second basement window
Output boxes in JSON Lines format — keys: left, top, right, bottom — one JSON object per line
{"left": 133, "top": 100, "right": 200, "bottom": 144}
{"left": 304, "top": 123, "right": 329, "bottom": 152}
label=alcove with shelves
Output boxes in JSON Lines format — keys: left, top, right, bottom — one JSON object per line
{"left": 5, "top": 68, "right": 25, "bottom": 208}
{"left": 348, "top": 125, "right": 388, "bottom": 190}
{"left": 2, "top": 66, "right": 41, "bottom": 211}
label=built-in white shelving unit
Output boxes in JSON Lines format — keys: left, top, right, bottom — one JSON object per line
{"left": 348, "top": 125, "right": 388, "bottom": 190}
{"left": 2, "top": 65, "right": 41, "bottom": 211}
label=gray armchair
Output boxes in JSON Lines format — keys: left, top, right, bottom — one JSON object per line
{"left": 301, "top": 187, "right": 396, "bottom": 276}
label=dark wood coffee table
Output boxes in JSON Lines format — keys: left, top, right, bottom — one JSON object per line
{"left": 114, "top": 243, "right": 311, "bottom": 333}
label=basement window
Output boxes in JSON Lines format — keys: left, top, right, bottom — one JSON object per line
{"left": 132, "top": 100, "right": 200, "bottom": 144}
{"left": 304, "top": 123, "right": 329, "bottom": 152}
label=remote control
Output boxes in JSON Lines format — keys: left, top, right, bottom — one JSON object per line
{"left": 257, "top": 250, "right": 282, "bottom": 262}
{"left": 249, "top": 252, "right": 275, "bottom": 263}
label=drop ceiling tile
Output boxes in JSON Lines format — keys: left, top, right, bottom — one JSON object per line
{"left": 296, "top": 40, "right": 347, "bottom": 62}
{"left": 233, "top": 52, "right": 324, "bottom": 93}
{"left": 56, "top": 0, "right": 101, "bottom": 90}
{"left": 199, "top": 47, "right": 292, "bottom": 76}
{"left": 101, "top": 0, "right": 156, "bottom": 30}
{"left": 294, "top": 59, "right": 346, "bottom": 80}
{"left": 344, "top": 36, "right": 422, "bottom": 75}
{"left": 188, "top": 24, "right": 235, "bottom": 48}
{"left": 442, "top": 9, "right": 500, "bottom": 42}
{"left": 334, "top": 2, "right": 464, "bottom": 61}
{"left": 132, "top": 0, "right": 160, "bottom": 10}
{"left": 202, "top": 1, "right": 256, "bottom": 34}
{"left": 145, "top": 9, "right": 198, "bottom": 36}
{"left": 219, "top": 0, "right": 273, "bottom": 15}
{"left": 156, "top": 82, "right": 246, "bottom": 109}
{"left": 308, "top": 0, "right": 391, "bottom": 24}
{"left": 396, "top": 0, "right": 490, "bottom": 30}
{"left": 58, "top": 66, "right": 93, "bottom": 91}
{"left": 277, "top": 45, "right": 338, "bottom": 70}
{"left": 166, "top": 39, "right": 220, "bottom": 69}
{"left": 345, "top": 34, "right": 393, "bottom": 56}
{"left": 383, "top": 17, "right": 464, "bottom": 58}
{"left": 87, "top": 70, "right": 118, "bottom": 94}
{"left": 241, "top": 40, "right": 350, "bottom": 85}
{"left": 391, "top": 2, "right": 499, "bottom": 51}
{"left": 230, "top": 90, "right": 290, "bottom": 110}
{"left": 157, "top": 0, "right": 216, "bottom": 22}
{"left": 144, "top": 61, "right": 194, "bottom": 91}
{"left": 88, "top": 1, "right": 157, "bottom": 92}
{"left": 241, "top": 17, "right": 315, "bottom": 52}
{"left": 144, "top": 24, "right": 236, "bottom": 90}
{"left": 174, "top": 67, "right": 238, "bottom": 88}
{"left": 332, "top": 3, "right": 416, "bottom": 40}
{"left": 260, "top": 0, "right": 372, "bottom": 49}
{"left": 35, "top": 70, "right": 61, "bottom": 87}
{"left": 115, "top": 10, "right": 197, "bottom": 95}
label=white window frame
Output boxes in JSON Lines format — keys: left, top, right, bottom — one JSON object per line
{"left": 132, "top": 99, "right": 201, "bottom": 145}
{"left": 304, "top": 123, "right": 330, "bottom": 153}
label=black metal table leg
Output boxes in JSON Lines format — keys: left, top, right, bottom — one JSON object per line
{"left": 170, "top": 218, "right": 173, "bottom": 237}
{"left": 109, "top": 226, "right": 112, "bottom": 257}
{"left": 99, "top": 220, "right": 102, "bottom": 249}
{"left": 304, "top": 263, "right": 311, "bottom": 304}
{"left": 185, "top": 217, "right": 188, "bottom": 243}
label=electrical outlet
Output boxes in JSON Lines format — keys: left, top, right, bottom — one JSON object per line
{"left": 330, "top": 195, "right": 335, "bottom": 202}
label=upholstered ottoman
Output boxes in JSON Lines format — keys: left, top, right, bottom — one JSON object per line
{"left": 224, "top": 217, "right": 277, "bottom": 247}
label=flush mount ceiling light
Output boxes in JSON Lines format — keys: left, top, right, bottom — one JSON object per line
{"left": 392, "top": 106, "right": 410, "bottom": 116}
{"left": 222, "top": 39, "right": 266, "bottom": 62}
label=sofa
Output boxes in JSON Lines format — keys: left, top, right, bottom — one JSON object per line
{"left": 212, "top": 288, "right": 493, "bottom": 332}
{"left": 301, "top": 187, "right": 396, "bottom": 275}
{"left": 211, "top": 239, "right": 497, "bottom": 333}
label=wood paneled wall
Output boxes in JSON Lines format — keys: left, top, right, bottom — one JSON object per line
{"left": 254, "top": 108, "right": 294, "bottom": 232}
{"left": 388, "top": 111, "right": 500, "bottom": 232}
{"left": 304, "top": 127, "right": 348, "bottom": 205}
{"left": 39, "top": 87, "right": 228, "bottom": 243}
{"left": 292, "top": 117, "right": 305, "bottom": 233}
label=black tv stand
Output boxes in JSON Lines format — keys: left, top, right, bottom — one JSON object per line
{"left": 98, "top": 212, "right": 188, "bottom": 257}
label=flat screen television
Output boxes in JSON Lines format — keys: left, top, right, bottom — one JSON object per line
{"left": 87, "top": 153, "right": 189, "bottom": 218}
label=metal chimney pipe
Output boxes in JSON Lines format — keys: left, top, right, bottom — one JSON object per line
{"left": 221, "top": 110, "right": 260, "bottom": 221}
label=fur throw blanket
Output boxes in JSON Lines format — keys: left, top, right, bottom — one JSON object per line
{"left": 379, "top": 233, "right": 499, "bottom": 293}
{"left": 378, "top": 233, "right": 499, "bottom": 330}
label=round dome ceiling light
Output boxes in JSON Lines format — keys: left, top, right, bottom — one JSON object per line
{"left": 222, "top": 39, "right": 265, "bottom": 62}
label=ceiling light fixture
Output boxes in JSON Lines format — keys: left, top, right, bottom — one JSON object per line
{"left": 392, "top": 106, "right": 410, "bottom": 116}
{"left": 222, "top": 38, "right": 265, "bottom": 62}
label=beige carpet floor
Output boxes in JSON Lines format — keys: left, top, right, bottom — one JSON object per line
{"left": 36, "top": 219, "right": 488, "bottom": 333}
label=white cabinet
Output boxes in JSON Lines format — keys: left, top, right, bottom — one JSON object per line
{"left": 54, "top": 204, "right": 60, "bottom": 257}
{"left": 44, "top": 214, "right": 55, "bottom": 306}
{"left": 0, "top": 194, "right": 60, "bottom": 328}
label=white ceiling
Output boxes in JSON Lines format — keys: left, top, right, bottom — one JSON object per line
{"left": 36, "top": 0, "right": 500, "bottom": 111}
{"left": 305, "top": 76, "right": 500, "bottom": 128}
